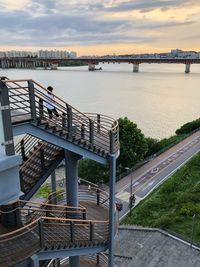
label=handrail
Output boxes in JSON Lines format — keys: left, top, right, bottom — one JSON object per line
{"left": 0, "top": 216, "right": 108, "bottom": 239}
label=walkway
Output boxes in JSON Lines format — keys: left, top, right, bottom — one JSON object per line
{"left": 115, "top": 226, "right": 200, "bottom": 267}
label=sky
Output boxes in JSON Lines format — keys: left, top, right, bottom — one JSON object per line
{"left": 0, "top": 0, "right": 199, "bottom": 55}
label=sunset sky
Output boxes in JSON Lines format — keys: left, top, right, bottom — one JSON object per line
{"left": 0, "top": 0, "right": 199, "bottom": 55}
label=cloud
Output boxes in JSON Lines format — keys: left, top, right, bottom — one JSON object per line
{"left": 0, "top": 0, "right": 199, "bottom": 51}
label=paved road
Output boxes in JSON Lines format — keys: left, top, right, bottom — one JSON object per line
{"left": 115, "top": 131, "right": 200, "bottom": 220}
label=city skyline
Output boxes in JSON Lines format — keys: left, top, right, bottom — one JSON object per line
{"left": 0, "top": 0, "right": 199, "bottom": 55}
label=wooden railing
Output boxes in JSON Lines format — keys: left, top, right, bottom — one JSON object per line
{"left": 0, "top": 201, "right": 109, "bottom": 266}
{"left": 3, "top": 79, "right": 119, "bottom": 155}
{"left": 0, "top": 217, "right": 108, "bottom": 267}
{"left": 0, "top": 200, "right": 86, "bottom": 226}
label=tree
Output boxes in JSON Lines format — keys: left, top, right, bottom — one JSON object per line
{"left": 117, "top": 117, "right": 148, "bottom": 170}
{"left": 78, "top": 117, "right": 148, "bottom": 184}
{"left": 78, "top": 159, "right": 109, "bottom": 184}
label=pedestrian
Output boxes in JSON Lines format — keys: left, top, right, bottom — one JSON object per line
{"left": 46, "top": 86, "right": 59, "bottom": 119}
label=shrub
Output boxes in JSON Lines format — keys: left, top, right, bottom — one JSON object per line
{"left": 153, "top": 214, "right": 174, "bottom": 228}
{"left": 176, "top": 118, "right": 200, "bottom": 135}
{"left": 179, "top": 203, "right": 200, "bottom": 216}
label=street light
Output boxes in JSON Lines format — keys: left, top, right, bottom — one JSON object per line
{"left": 125, "top": 167, "right": 133, "bottom": 216}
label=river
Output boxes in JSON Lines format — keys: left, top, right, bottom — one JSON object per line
{"left": 1, "top": 63, "right": 200, "bottom": 139}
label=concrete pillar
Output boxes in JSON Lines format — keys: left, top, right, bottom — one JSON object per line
{"left": 0, "top": 80, "right": 22, "bottom": 205}
{"left": 50, "top": 63, "right": 58, "bottom": 70}
{"left": 108, "top": 154, "right": 116, "bottom": 267}
{"left": 133, "top": 63, "right": 139, "bottom": 72}
{"left": 65, "top": 150, "right": 82, "bottom": 267}
{"left": 185, "top": 63, "right": 190, "bottom": 74}
{"left": 88, "top": 63, "right": 96, "bottom": 71}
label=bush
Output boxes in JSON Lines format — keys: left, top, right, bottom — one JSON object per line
{"left": 179, "top": 203, "right": 200, "bottom": 216}
{"left": 176, "top": 118, "right": 200, "bottom": 135}
{"left": 153, "top": 214, "right": 174, "bottom": 228}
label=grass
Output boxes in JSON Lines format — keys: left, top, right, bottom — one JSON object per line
{"left": 123, "top": 152, "right": 200, "bottom": 244}
{"left": 35, "top": 183, "right": 64, "bottom": 200}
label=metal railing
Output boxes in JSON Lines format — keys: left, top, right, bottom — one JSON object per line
{"left": 3, "top": 79, "right": 119, "bottom": 155}
{"left": 49, "top": 184, "right": 110, "bottom": 209}
{"left": 15, "top": 134, "right": 42, "bottom": 161}
{"left": 0, "top": 216, "right": 109, "bottom": 267}
{"left": 0, "top": 200, "right": 86, "bottom": 226}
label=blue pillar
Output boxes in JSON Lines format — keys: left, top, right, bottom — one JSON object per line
{"left": 65, "top": 150, "right": 82, "bottom": 267}
{"left": 108, "top": 154, "right": 116, "bottom": 267}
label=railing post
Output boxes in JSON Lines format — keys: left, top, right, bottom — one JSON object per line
{"left": 0, "top": 81, "right": 15, "bottom": 156}
{"left": 20, "top": 139, "right": 26, "bottom": 161}
{"left": 40, "top": 147, "right": 45, "bottom": 169}
{"left": 89, "top": 119, "right": 94, "bottom": 147}
{"left": 38, "top": 220, "right": 44, "bottom": 248}
{"left": 97, "top": 254, "right": 100, "bottom": 264}
{"left": 62, "top": 112, "right": 66, "bottom": 128}
{"left": 90, "top": 222, "right": 94, "bottom": 242}
{"left": 97, "top": 188, "right": 100, "bottom": 206}
{"left": 65, "top": 207, "right": 68, "bottom": 219}
{"left": 83, "top": 208, "right": 86, "bottom": 220}
{"left": 109, "top": 130, "right": 114, "bottom": 154}
{"left": 39, "top": 98, "right": 44, "bottom": 121}
{"left": 81, "top": 123, "right": 85, "bottom": 139}
{"left": 97, "top": 114, "right": 100, "bottom": 133}
{"left": 70, "top": 221, "right": 74, "bottom": 242}
{"left": 19, "top": 171, "right": 25, "bottom": 192}
{"left": 67, "top": 105, "right": 72, "bottom": 138}
{"left": 28, "top": 80, "right": 37, "bottom": 122}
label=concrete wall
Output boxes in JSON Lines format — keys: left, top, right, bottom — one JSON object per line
{"left": 0, "top": 153, "right": 22, "bottom": 204}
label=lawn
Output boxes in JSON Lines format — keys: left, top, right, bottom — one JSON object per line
{"left": 123, "top": 152, "right": 200, "bottom": 245}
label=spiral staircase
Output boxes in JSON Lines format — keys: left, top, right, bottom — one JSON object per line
{"left": 0, "top": 78, "right": 120, "bottom": 267}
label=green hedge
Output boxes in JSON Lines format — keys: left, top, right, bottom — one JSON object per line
{"left": 176, "top": 118, "right": 200, "bottom": 135}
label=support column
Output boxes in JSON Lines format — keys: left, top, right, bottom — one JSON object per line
{"left": 65, "top": 150, "right": 82, "bottom": 267}
{"left": 88, "top": 63, "right": 96, "bottom": 71}
{"left": 50, "top": 63, "right": 58, "bottom": 70}
{"left": 30, "top": 254, "right": 39, "bottom": 267}
{"left": 185, "top": 63, "right": 191, "bottom": 74}
{"left": 108, "top": 154, "right": 116, "bottom": 267}
{"left": 133, "top": 63, "right": 139, "bottom": 72}
{"left": 0, "top": 80, "right": 22, "bottom": 206}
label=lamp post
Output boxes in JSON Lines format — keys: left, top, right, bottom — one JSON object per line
{"left": 125, "top": 167, "right": 133, "bottom": 216}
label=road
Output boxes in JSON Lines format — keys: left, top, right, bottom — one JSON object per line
{"left": 115, "top": 131, "right": 200, "bottom": 220}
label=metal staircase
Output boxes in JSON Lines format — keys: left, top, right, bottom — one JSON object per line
{"left": 0, "top": 201, "right": 108, "bottom": 267}
{"left": 0, "top": 78, "right": 119, "bottom": 267}
{"left": 15, "top": 134, "right": 64, "bottom": 200}
{"left": 2, "top": 79, "right": 119, "bottom": 162}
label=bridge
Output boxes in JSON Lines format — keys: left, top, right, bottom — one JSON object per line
{"left": 1, "top": 57, "right": 200, "bottom": 73}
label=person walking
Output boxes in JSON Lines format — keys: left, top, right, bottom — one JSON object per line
{"left": 46, "top": 86, "right": 59, "bottom": 119}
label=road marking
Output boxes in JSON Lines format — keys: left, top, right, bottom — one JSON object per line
{"left": 141, "top": 181, "right": 154, "bottom": 191}
{"left": 116, "top": 191, "right": 130, "bottom": 202}
{"left": 151, "top": 167, "right": 159, "bottom": 174}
